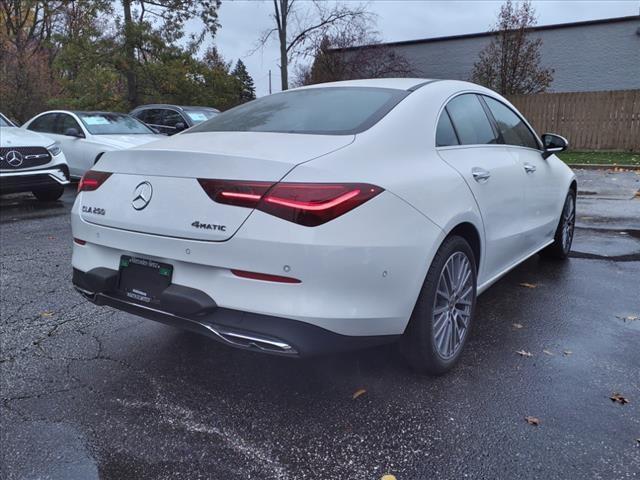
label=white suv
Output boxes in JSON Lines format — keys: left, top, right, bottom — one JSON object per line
{"left": 0, "top": 112, "right": 70, "bottom": 201}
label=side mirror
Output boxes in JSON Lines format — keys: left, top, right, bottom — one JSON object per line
{"left": 64, "top": 127, "right": 84, "bottom": 138}
{"left": 174, "top": 122, "right": 186, "bottom": 131}
{"left": 541, "top": 133, "right": 568, "bottom": 159}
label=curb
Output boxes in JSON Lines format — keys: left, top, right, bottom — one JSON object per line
{"left": 569, "top": 163, "right": 640, "bottom": 171}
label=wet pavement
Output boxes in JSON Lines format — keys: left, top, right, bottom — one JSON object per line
{"left": 1, "top": 169, "right": 639, "bottom": 479}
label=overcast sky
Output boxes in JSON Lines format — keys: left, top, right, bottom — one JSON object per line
{"left": 207, "top": 0, "right": 639, "bottom": 96}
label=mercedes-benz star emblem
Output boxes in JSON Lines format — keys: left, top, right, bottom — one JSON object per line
{"left": 132, "top": 181, "right": 153, "bottom": 210}
{"left": 6, "top": 150, "right": 23, "bottom": 167}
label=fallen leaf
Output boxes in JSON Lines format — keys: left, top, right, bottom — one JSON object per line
{"left": 512, "top": 323, "right": 524, "bottom": 329}
{"left": 381, "top": 475, "right": 397, "bottom": 480}
{"left": 352, "top": 388, "right": 366, "bottom": 400}
{"left": 543, "top": 349, "right": 554, "bottom": 356}
{"left": 519, "top": 282, "right": 537, "bottom": 289}
{"left": 563, "top": 350, "right": 573, "bottom": 356}
{"left": 524, "top": 416, "right": 540, "bottom": 426}
{"left": 40, "top": 312, "right": 53, "bottom": 318}
{"left": 516, "top": 350, "right": 533, "bottom": 357}
{"left": 610, "top": 393, "right": 629, "bottom": 405}
{"left": 47, "top": 236, "right": 56, "bottom": 240}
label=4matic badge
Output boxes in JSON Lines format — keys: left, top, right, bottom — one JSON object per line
{"left": 191, "top": 220, "right": 226, "bottom": 232}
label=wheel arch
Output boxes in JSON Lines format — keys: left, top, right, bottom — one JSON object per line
{"left": 446, "top": 222, "right": 482, "bottom": 272}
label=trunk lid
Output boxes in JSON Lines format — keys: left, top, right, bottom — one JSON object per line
{"left": 80, "top": 132, "right": 354, "bottom": 241}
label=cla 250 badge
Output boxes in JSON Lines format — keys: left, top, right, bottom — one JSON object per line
{"left": 191, "top": 220, "right": 226, "bottom": 232}
{"left": 82, "top": 205, "right": 106, "bottom": 215}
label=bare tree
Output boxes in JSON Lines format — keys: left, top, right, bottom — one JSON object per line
{"left": 471, "top": 0, "right": 553, "bottom": 94}
{"left": 257, "top": 0, "right": 371, "bottom": 91}
{"left": 293, "top": 20, "right": 412, "bottom": 87}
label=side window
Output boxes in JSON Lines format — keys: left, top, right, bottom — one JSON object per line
{"left": 163, "top": 110, "right": 187, "bottom": 128}
{"left": 58, "top": 114, "right": 82, "bottom": 135}
{"left": 27, "top": 113, "right": 59, "bottom": 133}
{"left": 436, "top": 110, "right": 459, "bottom": 147}
{"left": 482, "top": 96, "right": 539, "bottom": 150}
{"left": 132, "top": 110, "right": 148, "bottom": 122}
{"left": 445, "top": 94, "right": 498, "bottom": 145}
{"left": 144, "top": 109, "right": 165, "bottom": 126}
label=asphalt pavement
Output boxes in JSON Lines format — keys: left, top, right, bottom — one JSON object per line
{"left": 1, "top": 169, "right": 639, "bottom": 479}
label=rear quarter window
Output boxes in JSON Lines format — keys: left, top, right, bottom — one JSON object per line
{"left": 436, "top": 110, "right": 459, "bottom": 147}
{"left": 445, "top": 94, "right": 498, "bottom": 145}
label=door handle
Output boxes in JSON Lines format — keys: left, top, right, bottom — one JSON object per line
{"left": 524, "top": 163, "right": 537, "bottom": 173}
{"left": 471, "top": 167, "right": 491, "bottom": 182}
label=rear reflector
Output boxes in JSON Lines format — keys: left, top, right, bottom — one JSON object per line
{"left": 78, "top": 171, "right": 112, "bottom": 192}
{"left": 231, "top": 269, "right": 301, "bottom": 284}
{"left": 73, "top": 238, "right": 86, "bottom": 245}
{"left": 199, "top": 180, "right": 383, "bottom": 227}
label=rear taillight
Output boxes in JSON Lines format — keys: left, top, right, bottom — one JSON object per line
{"left": 78, "top": 171, "right": 112, "bottom": 192}
{"left": 198, "top": 179, "right": 272, "bottom": 208}
{"left": 198, "top": 180, "right": 383, "bottom": 227}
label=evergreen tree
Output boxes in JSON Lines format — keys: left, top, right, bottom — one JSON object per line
{"left": 231, "top": 60, "right": 256, "bottom": 103}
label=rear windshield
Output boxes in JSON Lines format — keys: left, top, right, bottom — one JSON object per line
{"left": 187, "top": 87, "right": 408, "bottom": 135}
{"left": 77, "top": 113, "right": 154, "bottom": 135}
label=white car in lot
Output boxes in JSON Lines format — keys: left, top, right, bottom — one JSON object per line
{"left": 21, "top": 111, "right": 160, "bottom": 178}
{"left": 1, "top": 112, "right": 70, "bottom": 201}
{"left": 71, "top": 79, "right": 575, "bottom": 373}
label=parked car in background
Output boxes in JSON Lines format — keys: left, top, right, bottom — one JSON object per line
{"left": 21, "top": 111, "right": 160, "bottom": 178}
{"left": 1, "top": 112, "right": 70, "bottom": 201}
{"left": 129, "top": 105, "right": 220, "bottom": 135}
{"left": 71, "top": 79, "right": 575, "bottom": 374}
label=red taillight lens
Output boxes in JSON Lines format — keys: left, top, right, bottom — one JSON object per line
{"left": 198, "top": 180, "right": 383, "bottom": 227}
{"left": 78, "top": 171, "right": 112, "bottom": 192}
{"left": 198, "top": 179, "right": 273, "bottom": 208}
{"left": 261, "top": 183, "right": 383, "bottom": 226}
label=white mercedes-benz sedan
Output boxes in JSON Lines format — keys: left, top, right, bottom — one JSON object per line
{"left": 71, "top": 79, "right": 575, "bottom": 374}
{"left": 1, "top": 112, "right": 70, "bottom": 200}
{"left": 21, "top": 111, "right": 160, "bottom": 178}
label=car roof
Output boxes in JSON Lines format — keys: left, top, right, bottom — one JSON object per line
{"left": 292, "top": 78, "right": 436, "bottom": 91}
{"left": 71, "top": 111, "right": 130, "bottom": 116}
{"left": 131, "top": 104, "right": 220, "bottom": 112}
{"left": 291, "top": 78, "right": 491, "bottom": 93}
{"left": 33, "top": 110, "right": 129, "bottom": 116}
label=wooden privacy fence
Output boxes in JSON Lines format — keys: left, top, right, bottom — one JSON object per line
{"left": 507, "top": 90, "right": 640, "bottom": 152}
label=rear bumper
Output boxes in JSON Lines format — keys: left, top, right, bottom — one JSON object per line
{"left": 73, "top": 267, "right": 397, "bottom": 357}
{"left": 0, "top": 164, "right": 70, "bottom": 194}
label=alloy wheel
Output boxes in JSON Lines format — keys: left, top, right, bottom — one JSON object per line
{"left": 432, "top": 251, "right": 474, "bottom": 359}
{"left": 561, "top": 195, "right": 575, "bottom": 253}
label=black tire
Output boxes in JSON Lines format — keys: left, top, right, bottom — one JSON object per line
{"left": 540, "top": 190, "right": 575, "bottom": 260}
{"left": 32, "top": 185, "right": 65, "bottom": 202}
{"left": 400, "top": 235, "right": 477, "bottom": 375}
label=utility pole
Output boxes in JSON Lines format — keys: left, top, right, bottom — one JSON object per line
{"left": 268, "top": 69, "right": 272, "bottom": 95}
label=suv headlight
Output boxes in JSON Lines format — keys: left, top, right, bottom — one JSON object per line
{"left": 47, "top": 142, "right": 62, "bottom": 156}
